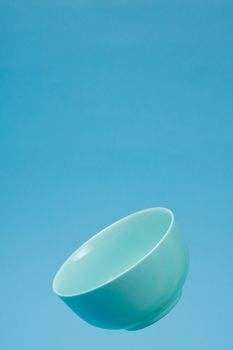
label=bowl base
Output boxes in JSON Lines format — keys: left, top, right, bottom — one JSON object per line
{"left": 125, "top": 290, "right": 182, "bottom": 331}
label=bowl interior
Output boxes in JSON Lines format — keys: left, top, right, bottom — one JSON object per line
{"left": 53, "top": 208, "right": 172, "bottom": 296}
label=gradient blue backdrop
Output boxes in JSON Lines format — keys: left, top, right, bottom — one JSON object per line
{"left": 1, "top": 0, "right": 232, "bottom": 348}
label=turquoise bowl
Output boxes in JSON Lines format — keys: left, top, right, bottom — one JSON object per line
{"left": 53, "top": 208, "right": 189, "bottom": 331}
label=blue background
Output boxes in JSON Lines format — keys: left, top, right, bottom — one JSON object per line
{"left": 1, "top": 0, "right": 232, "bottom": 348}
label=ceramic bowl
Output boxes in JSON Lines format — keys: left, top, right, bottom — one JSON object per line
{"left": 53, "top": 208, "right": 189, "bottom": 331}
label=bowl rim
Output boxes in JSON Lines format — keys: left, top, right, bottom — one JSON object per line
{"left": 52, "top": 207, "right": 174, "bottom": 298}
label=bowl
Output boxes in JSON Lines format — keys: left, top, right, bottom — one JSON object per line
{"left": 52, "top": 207, "right": 189, "bottom": 331}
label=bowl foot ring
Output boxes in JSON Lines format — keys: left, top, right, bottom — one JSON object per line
{"left": 125, "top": 290, "right": 182, "bottom": 331}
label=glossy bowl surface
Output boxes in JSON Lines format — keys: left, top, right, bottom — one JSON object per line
{"left": 53, "top": 208, "right": 189, "bottom": 330}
